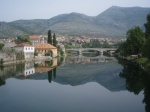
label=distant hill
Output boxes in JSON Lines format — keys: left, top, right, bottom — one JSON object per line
{"left": 0, "top": 6, "right": 150, "bottom": 38}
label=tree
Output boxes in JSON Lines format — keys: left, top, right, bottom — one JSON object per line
{"left": 144, "top": 13, "right": 150, "bottom": 39}
{"left": 53, "top": 33, "right": 57, "bottom": 47}
{"left": 143, "top": 13, "right": 150, "bottom": 59}
{"left": 126, "top": 26, "right": 144, "bottom": 55}
{"left": 117, "top": 41, "right": 129, "bottom": 57}
{"left": 48, "top": 30, "right": 52, "bottom": 44}
{"left": 117, "top": 26, "right": 145, "bottom": 56}
{"left": 0, "top": 43, "right": 4, "bottom": 50}
{"left": 15, "top": 35, "right": 31, "bottom": 44}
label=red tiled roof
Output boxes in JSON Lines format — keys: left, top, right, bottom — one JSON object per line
{"left": 34, "top": 43, "right": 56, "bottom": 49}
{"left": 29, "top": 35, "right": 40, "bottom": 39}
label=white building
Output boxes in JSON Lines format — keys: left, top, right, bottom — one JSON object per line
{"left": 23, "top": 46, "right": 35, "bottom": 59}
{"left": 15, "top": 43, "right": 35, "bottom": 60}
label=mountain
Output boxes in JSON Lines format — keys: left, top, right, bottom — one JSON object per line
{"left": 0, "top": 6, "right": 150, "bottom": 38}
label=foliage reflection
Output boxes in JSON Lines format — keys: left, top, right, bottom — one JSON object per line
{"left": 118, "top": 58, "right": 150, "bottom": 112}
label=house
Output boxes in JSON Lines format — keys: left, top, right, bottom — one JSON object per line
{"left": 34, "top": 43, "right": 57, "bottom": 57}
{"left": 29, "top": 35, "right": 47, "bottom": 45}
{"left": 15, "top": 43, "right": 35, "bottom": 60}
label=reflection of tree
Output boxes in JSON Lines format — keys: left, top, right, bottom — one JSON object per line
{"left": 118, "top": 58, "right": 150, "bottom": 112}
{"left": 142, "top": 75, "right": 150, "bottom": 112}
{"left": 48, "top": 67, "right": 57, "bottom": 83}
{"left": 16, "top": 63, "right": 25, "bottom": 74}
{"left": 0, "top": 65, "right": 4, "bottom": 71}
{"left": 119, "top": 61, "right": 144, "bottom": 94}
{"left": 48, "top": 70, "right": 53, "bottom": 83}
{"left": 53, "top": 68, "right": 56, "bottom": 79}
{"left": 0, "top": 77, "right": 5, "bottom": 86}
{"left": 58, "top": 57, "right": 64, "bottom": 66}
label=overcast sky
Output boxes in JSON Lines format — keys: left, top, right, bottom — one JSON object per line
{"left": 0, "top": 0, "right": 150, "bottom": 22}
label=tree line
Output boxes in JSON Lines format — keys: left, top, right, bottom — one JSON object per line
{"left": 117, "top": 13, "right": 150, "bottom": 59}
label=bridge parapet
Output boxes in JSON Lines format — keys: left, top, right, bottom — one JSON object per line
{"left": 66, "top": 48, "right": 116, "bottom": 55}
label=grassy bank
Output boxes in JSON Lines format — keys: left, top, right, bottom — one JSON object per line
{"left": 136, "top": 57, "right": 150, "bottom": 68}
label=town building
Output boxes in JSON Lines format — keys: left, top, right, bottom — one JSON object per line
{"left": 34, "top": 43, "right": 57, "bottom": 57}
{"left": 15, "top": 43, "right": 35, "bottom": 60}
{"left": 29, "top": 35, "right": 47, "bottom": 46}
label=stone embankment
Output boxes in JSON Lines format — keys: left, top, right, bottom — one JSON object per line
{"left": 1, "top": 56, "right": 52, "bottom": 67}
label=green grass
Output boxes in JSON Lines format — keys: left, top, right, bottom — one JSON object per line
{"left": 136, "top": 57, "right": 150, "bottom": 68}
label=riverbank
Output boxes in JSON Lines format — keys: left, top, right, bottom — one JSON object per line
{"left": 116, "top": 55, "right": 150, "bottom": 73}
{"left": 136, "top": 57, "right": 150, "bottom": 68}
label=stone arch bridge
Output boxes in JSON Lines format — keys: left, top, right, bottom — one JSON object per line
{"left": 66, "top": 48, "right": 117, "bottom": 55}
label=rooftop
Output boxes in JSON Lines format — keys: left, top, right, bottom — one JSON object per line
{"left": 29, "top": 35, "right": 40, "bottom": 39}
{"left": 34, "top": 43, "right": 56, "bottom": 49}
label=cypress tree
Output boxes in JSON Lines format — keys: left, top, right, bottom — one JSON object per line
{"left": 144, "top": 13, "right": 150, "bottom": 39}
{"left": 48, "top": 30, "right": 52, "bottom": 44}
{"left": 53, "top": 33, "right": 57, "bottom": 47}
{"left": 143, "top": 13, "right": 150, "bottom": 59}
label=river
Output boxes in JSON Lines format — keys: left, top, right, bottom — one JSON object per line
{"left": 0, "top": 55, "right": 149, "bottom": 112}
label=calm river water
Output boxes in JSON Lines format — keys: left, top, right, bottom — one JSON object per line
{"left": 0, "top": 55, "right": 150, "bottom": 112}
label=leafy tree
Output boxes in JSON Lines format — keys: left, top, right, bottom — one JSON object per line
{"left": 15, "top": 35, "right": 31, "bottom": 44}
{"left": 117, "top": 26, "right": 144, "bottom": 56}
{"left": 126, "top": 26, "right": 144, "bottom": 55}
{"left": 117, "top": 41, "right": 129, "bottom": 56}
{"left": 53, "top": 33, "right": 57, "bottom": 47}
{"left": 102, "top": 41, "right": 111, "bottom": 48}
{"left": 48, "top": 30, "right": 52, "bottom": 44}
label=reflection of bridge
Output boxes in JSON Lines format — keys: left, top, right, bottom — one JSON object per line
{"left": 65, "top": 55, "right": 116, "bottom": 64}
{"left": 66, "top": 48, "right": 116, "bottom": 55}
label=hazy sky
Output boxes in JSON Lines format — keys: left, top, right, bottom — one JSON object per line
{"left": 0, "top": 0, "right": 150, "bottom": 22}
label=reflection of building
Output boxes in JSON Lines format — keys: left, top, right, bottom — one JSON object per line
{"left": 34, "top": 43, "right": 57, "bottom": 57}
{"left": 29, "top": 35, "right": 47, "bottom": 46}
{"left": 16, "top": 62, "right": 35, "bottom": 78}
{"left": 24, "top": 63, "right": 35, "bottom": 76}
{"left": 35, "top": 58, "right": 57, "bottom": 73}
{"left": 15, "top": 43, "right": 35, "bottom": 59}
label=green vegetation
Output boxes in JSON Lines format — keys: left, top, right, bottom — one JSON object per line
{"left": 53, "top": 33, "right": 57, "bottom": 47}
{"left": 16, "top": 52, "right": 25, "bottom": 60}
{"left": 117, "top": 26, "right": 145, "bottom": 56}
{"left": 0, "top": 58, "right": 4, "bottom": 65}
{"left": 45, "top": 50, "right": 52, "bottom": 56}
{"left": 15, "top": 35, "right": 31, "bottom": 44}
{"left": 136, "top": 58, "right": 150, "bottom": 68}
{"left": 117, "top": 13, "right": 150, "bottom": 68}
{"left": 143, "top": 13, "right": 150, "bottom": 59}
{"left": 48, "top": 30, "right": 52, "bottom": 44}
{"left": 0, "top": 43, "right": 4, "bottom": 50}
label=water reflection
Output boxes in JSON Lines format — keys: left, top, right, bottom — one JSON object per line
{"left": 0, "top": 58, "right": 58, "bottom": 85}
{"left": 65, "top": 55, "right": 116, "bottom": 64}
{"left": 0, "top": 56, "right": 123, "bottom": 90}
{"left": 0, "top": 56, "right": 149, "bottom": 112}
{"left": 118, "top": 58, "right": 150, "bottom": 112}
